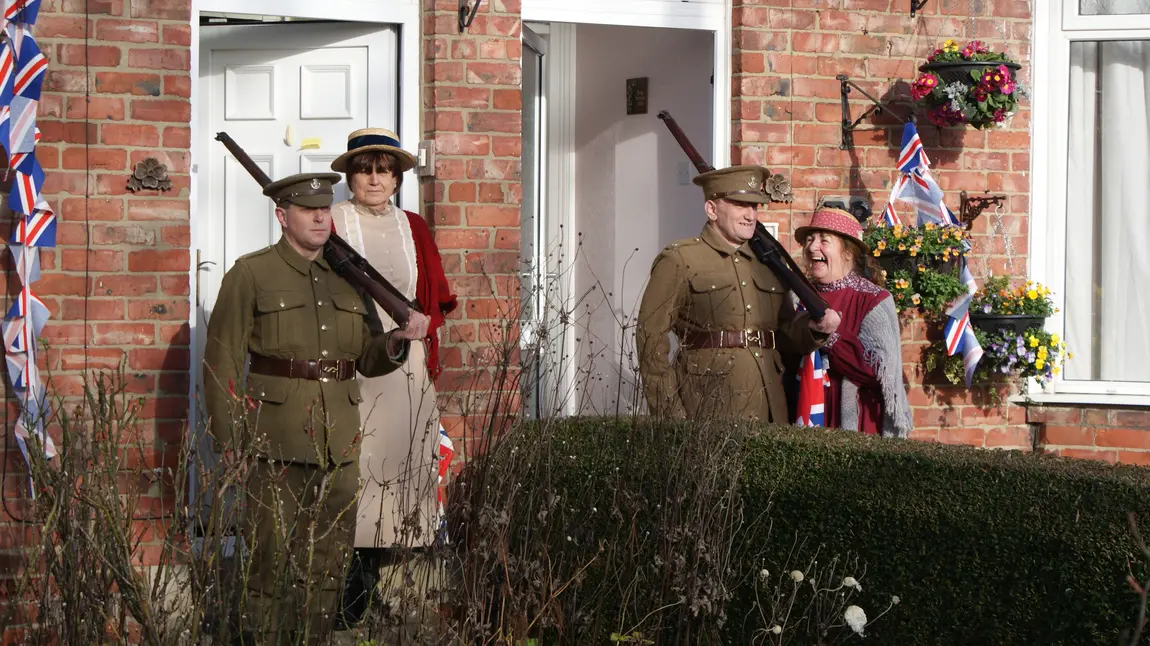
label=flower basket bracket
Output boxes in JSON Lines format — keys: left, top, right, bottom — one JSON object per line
{"left": 958, "top": 190, "right": 1006, "bottom": 231}
{"left": 837, "top": 75, "right": 912, "bottom": 151}
{"left": 910, "top": 0, "right": 930, "bottom": 17}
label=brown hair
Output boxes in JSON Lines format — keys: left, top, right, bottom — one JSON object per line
{"left": 346, "top": 150, "right": 404, "bottom": 192}
{"left": 800, "top": 230, "right": 886, "bottom": 289}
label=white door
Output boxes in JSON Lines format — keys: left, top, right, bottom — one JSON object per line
{"left": 192, "top": 21, "right": 398, "bottom": 520}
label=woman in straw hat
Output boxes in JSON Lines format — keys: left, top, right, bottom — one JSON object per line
{"left": 328, "top": 127, "right": 457, "bottom": 626}
{"left": 793, "top": 206, "right": 912, "bottom": 438}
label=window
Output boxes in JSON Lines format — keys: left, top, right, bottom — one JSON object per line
{"left": 1034, "top": 1, "right": 1150, "bottom": 400}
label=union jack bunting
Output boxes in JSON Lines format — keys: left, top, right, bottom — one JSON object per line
{"left": 435, "top": 424, "right": 455, "bottom": 545}
{"left": 793, "top": 302, "right": 830, "bottom": 427}
{"left": 1, "top": 0, "right": 56, "bottom": 488}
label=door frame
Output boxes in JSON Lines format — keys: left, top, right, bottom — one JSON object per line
{"left": 188, "top": 0, "right": 420, "bottom": 429}
{"left": 520, "top": 1, "right": 731, "bottom": 416}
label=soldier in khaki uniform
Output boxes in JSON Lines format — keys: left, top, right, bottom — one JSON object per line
{"left": 636, "top": 165, "right": 841, "bottom": 421}
{"left": 202, "top": 172, "right": 425, "bottom": 643}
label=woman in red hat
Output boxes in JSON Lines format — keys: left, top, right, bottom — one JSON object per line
{"left": 793, "top": 207, "right": 912, "bottom": 438}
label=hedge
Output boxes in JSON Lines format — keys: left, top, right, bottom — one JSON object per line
{"left": 450, "top": 417, "right": 1150, "bottom": 645}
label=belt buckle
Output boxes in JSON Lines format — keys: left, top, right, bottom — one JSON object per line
{"left": 745, "top": 329, "right": 763, "bottom": 348}
{"left": 321, "top": 361, "right": 340, "bottom": 380}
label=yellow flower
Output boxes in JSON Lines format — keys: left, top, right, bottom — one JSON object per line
{"left": 873, "top": 249, "right": 881, "bottom": 257}
{"left": 1067, "top": 352, "right": 1074, "bottom": 359}
{"left": 1053, "top": 366, "right": 1061, "bottom": 375}
{"left": 910, "top": 249, "right": 919, "bottom": 257}
{"left": 925, "top": 222, "right": 936, "bottom": 231}
{"left": 1027, "top": 290, "right": 1038, "bottom": 300}
{"left": 877, "top": 240, "right": 887, "bottom": 250}
{"left": 1029, "top": 336, "right": 1039, "bottom": 348}
{"left": 912, "top": 294, "right": 921, "bottom": 305}
{"left": 1038, "top": 347, "right": 1048, "bottom": 359}
{"left": 1035, "top": 359, "right": 1045, "bottom": 370}
{"left": 943, "top": 39, "right": 959, "bottom": 52}
{"left": 898, "top": 244, "right": 906, "bottom": 251}
{"left": 918, "top": 265, "right": 925, "bottom": 273}
{"left": 1050, "top": 333, "right": 1060, "bottom": 345}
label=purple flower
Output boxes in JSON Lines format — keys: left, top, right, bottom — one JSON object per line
{"left": 983, "top": 304, "right": 992, "bottom": 313}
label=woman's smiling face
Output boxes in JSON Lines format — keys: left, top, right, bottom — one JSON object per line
{"left": 803, "top": 231, "right": 855, "bottom": 283}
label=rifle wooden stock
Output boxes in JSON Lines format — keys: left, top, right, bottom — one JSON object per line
{"left": 213, "top": 131, "right": 415, "bottom": 328}
{"left": 655, "top": 112, "right": 828, "bottom": 321}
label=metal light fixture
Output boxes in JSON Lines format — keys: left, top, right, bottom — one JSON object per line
{"left": 459, "top": 0, "right": 482, "bottom": 32}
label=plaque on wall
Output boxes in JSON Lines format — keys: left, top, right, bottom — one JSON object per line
{"left": 626, "top": 77, "right": 649, "bottom": 115}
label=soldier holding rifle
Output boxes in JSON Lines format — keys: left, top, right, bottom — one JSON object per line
{"left": 202, "top": 171, "right": 424, "bottom": 643}
{"left": 637, "top": 113, "right": 841, "bottom": 421}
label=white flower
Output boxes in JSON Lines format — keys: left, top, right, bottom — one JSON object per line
{"left": 843, "top": 576, "right": 862, "bottom": 591}
{"left": 770, "top": 625, "right": 782, "bottom": 635}
{"left": 891, "top": 595, "right": 901, "bottom": 605}
{"left": 844, "top": 605, "right": 867, "bottom": 635}
{"left": 790, "top": 570, "right": 804, "bottom": 583}
{"left": 758, "top": 569, "right": 770, "bottom": 582}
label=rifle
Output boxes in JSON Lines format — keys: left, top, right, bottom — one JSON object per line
{"left": 214, "top": 132, "right": 415, "bottom": 329}
{"left": 656, "top": 111, "right": 829, "bottom": 321}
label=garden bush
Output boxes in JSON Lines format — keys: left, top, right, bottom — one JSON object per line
{"left": 451, "top": 416, "right": 1150, "bottom": 645}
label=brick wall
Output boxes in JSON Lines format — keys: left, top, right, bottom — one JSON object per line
{"left": 421, "top": 0, "right": 523, "bottom": 451}
{"left": 731, "top": 0, "right": 1046, "bottom": 452}
{"left": 2, "top": 0, "right": 191, "bottom": 557}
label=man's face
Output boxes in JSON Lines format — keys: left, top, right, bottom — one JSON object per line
{"left": 275, "top": 202, "right": 333, "bottom": 256}
{"left": 705, "top": 197, "right": 759, "bottom": 247}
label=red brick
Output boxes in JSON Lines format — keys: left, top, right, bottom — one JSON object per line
{"left": 127, "top": 299, "right": 189, "bottom": 321}
{"left": 40, "top": 121, "right": 97, "bottom": 145}
{"left": 1095, "top": 428, "right": 1150, "bottom": 450}
{"left": 58, "top": 44, "right": 121, "bottom": 68}
{"left": 61, "top": 197, "right": 124, "bottom": 222}
{"left": 492, "top": 89, "right": 521, "bottom": 110}
{"left": 433, "top": 86, "right": 492, "bottom": 108}
{"left": 62, "top": 146, "right": 126, "bottom": 171}
{"left": 130, "top": 99, "right": 191, "bottom": 123}
{"left": 40, "top": 323, "right": 88, "bottom": 346}
{"left": 491, "top": 136, "right": 521, "bottom": 157}
{"left": 127, "top": 199, "right": 188, "bottom": 221}
{"left": 792, "top": 32, "right": 840, "bottom": 53}
{"left": 127, "top": 48, "right": 190, "bottom": 71}
{"left": 61, "top": 249, "right": 124, "bottom": 272}
{"left": 92, "top": 274, "right": 158, "bottom": 297}
{"left": 436, "top": 134, "right": 490, "bottom": 156}
{"left": 436, "top": 228, "right": 491, "bottom": 250}
{"left": 101, "top": 124, "right": 159, "bottom": 147}
{"left": 35, "top": 15, "right": 92, "bottom": 39}
{"left": 91, "top": 224, "right": 157, "bottom": 245}
{"left": 127, "top": 250, "right": 189, "bottom": 273}
{"left": 60, "top": 298, "right": 125, "bottom": 321}
{"left": 494, "top": 228, "right": 519, "bottom": 249}
{"left": 60, "top": 348, "right": 124, "bottom": 371}
{"left": 41, "top": 171, "right": 88, "bottom": 195}
{"left": 938, "top": 427, "right": 986, "bottom": 447}
{"left": 91, "top": 323, "right": 155, "bottom": 346}
{"left": 163, "top": 75, "right": 191, "bottom": 98}
{"left": 157, "top": 323, "right": 191, "bottom": 345}
{"left": 94, "top": 71, "right": 162, "bottom": 96}
{"left": 162, "top": 24, "right": 191, "bottom": 46}
{"left": 130, "top": 0, "right": 190, "bottom": 20}
{"left": 985, "top": 427, "right": 1032, "bottom": 448}
{"left": 468, "top": 112, "right": 521, "bottom": 133}
{"left": 45, "top": 70, "right": 87, "bottom": 93}
{"left": 160, "top": 275, "right": 189, "bottom": 296}
{"left": 95, "top": 19, "right": 160, "bottom": 43}
{"left": 1117, "top": 452, "right": 1150, "bottom": 466}
{"left": 66, "top": 96, "right": 126, "bottom": 121}
{"left": 1038, "top": 423, "right": 1095, "bottom": 447}
{"left": 163, "top": 126, "right": 191, "bottom": 148}
{"left": 794, "top": 124, "right": 841, "bottom": 145}
{"left": 466, "top": 205, "right": 518, "bottom": 227}
{"left": 129, "top": 348, "right": 189, "bottom": 371}
{"left": 1114, "top": 410, "right": 1150, "bottom": 428}
{"left": 466, "top": 62, "right": 520, "bottom": 85}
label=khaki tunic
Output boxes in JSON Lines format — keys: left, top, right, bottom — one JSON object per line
{"left": 202, "top": 236, "right": 408, "bottom": 465}
{"left": 636, "top": 223, "right": 824, "bottom": 422}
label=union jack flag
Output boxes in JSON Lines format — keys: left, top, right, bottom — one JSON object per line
{"left": 12, "top": 207, "right": 56, "bottom": 247}
{"left": 435, "top": 424, "right": 455, "bottom": 544}
{"left": 795, "top": 348, "right": 829, "bottom": 427}
{"left": 4, "top": 0, "right": 42, "bottom": 27}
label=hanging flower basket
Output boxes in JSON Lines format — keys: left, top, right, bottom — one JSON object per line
{"left": 911, "top": 40, "right": 1027, "bottom": 130}
{"left": 876, "top": 251, "right": 959, "bottom": 278}
{"left": 968, "top": 313, "right": 1045, "bottom": 336}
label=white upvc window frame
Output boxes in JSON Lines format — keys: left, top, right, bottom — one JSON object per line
{"left": 1028, "top": 0, "right": 1150, "bottom": 405}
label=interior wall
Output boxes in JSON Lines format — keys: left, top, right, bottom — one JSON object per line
{"left": 570, "top": 23, "right": 714, "bottom": 415}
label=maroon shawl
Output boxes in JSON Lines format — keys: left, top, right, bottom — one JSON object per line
{"left": 405, "top": 210, "right": 458, "bottom": 381}
{"left": 817, "top": 274, "right": 891, "bottom": 436}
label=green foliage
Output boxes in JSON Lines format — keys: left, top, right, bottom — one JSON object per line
{"left": 862, "top": 223, "right": 968, "bottom": 318}
{"left": 457, "top": 417, "right": 1150, "bottom": 645}
{"left": 972, "top": 274, "right": 1058, "bottom": 317}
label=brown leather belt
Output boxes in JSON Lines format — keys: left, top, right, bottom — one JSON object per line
{"left": 248, "top": 354, "right": 356, "bottom": 381}
{"left": 682, "top": 329, "right": 775, "bottom": 350}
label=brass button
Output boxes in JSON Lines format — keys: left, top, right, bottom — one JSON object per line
{"left": 279, "top": 301, "right": 285, "bottom": 308}
{"left": 321, "top": 350, "right": 329, "bottom": 357}
{"left": 314, "top": 276, "right": 319, "bottom": 282}
{"left": 746, "top": 304, "right": 752, "bottom": 310}
{"left": 710, "top": 284, "right": 716, "bottom": 289}
{"left": 320, "top": 377, "right": 330, "bottom": 383}
{"left": 353, "top": 305, "right": 358, "bottom": 310}
{"left": 741, "top": 281, "right": 747, "bottom": 286}
{"left": 318, "top": 300, "right": 324, "bottom": 306}
{"left": 734, "top": 258, "right": 740, "bottom": 263}
{"left": 754, "top": 352, "right": 761, "bottom": 358}
{"left": 260, "top": 391, "right": 266, "bottom": 396}
{"left": 321, "top": 324, "right": 328, "bottom": 331}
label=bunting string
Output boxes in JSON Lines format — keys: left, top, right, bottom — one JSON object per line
{"left": 1, "top": 0, "right": 57, "bottom": 492}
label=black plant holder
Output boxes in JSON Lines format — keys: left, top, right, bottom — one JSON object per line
{"left": 459, "top": 0, "right": 482, "bottom": 32}
{"left": 911, "top": 0, "right": 930, "bottom": 17}
{"left": 959, "top": 191, "right": 1006, "bottom": 231}
{"left": 837, "top": 75, "right": 912, "bottom": 150}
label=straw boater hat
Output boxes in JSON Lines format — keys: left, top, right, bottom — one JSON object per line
{"left": 330, "top": 127, "right": 418, "bottom": 174}
{"left": 692, "top": 165, "right": 771, "bottom": 204}
{"left": 793, "top": 207, "right": 871, "bottom": 255}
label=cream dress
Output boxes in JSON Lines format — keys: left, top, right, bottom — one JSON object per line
{"left": 332, "top": 199, "right": 441, "bottom": 549}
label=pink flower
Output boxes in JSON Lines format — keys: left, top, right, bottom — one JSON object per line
{"left": 997, "top": 64, "right": 1011, "bottom": 76}
{"left": 974, "top": 87, "right": 989, "bottom": 102}
{"left": 912, "top": 73, "right": 940, "bottom": 100}
{"left": 1000, "top": 79, "right": 1015, "bottom": 95}
{"left": 993, "top": 108, "right": 1006, "bottom": 122}
{"left": 961, "top": 46, "right": 975, "bottom": 58}
{"left": 970, "top": 40, "right": 989, "bottom": 53}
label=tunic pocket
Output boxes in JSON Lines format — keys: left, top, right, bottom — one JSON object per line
{"left": 254, "top": 291, "right": 309, "bottom": 352}
{"left": 687, "top": 273, "right": 737, "bottom": 320}
{"left": 331, "top": 292, "right": 367, "bottom": 353}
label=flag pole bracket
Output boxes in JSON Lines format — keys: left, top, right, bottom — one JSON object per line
{"left": 837, "top": 75, "right": 912, "bottom": 150}
{"left": 959, "top": 191, "right": 1006, "bottom": 230}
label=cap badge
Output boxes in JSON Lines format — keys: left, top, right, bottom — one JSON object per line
{"left": 748, "top": 175, "right": 759, "bottom": 189}
{"left": 310, "top": 178, "right": 321, "bottom": 190}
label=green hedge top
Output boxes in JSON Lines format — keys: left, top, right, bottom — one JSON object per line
{"left": 452, "top": 417, "right": 1150, "bottom": 645}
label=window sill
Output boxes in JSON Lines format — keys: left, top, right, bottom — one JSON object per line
{"left": 1009, "top": 392, "right": 1150, "bottom": 408}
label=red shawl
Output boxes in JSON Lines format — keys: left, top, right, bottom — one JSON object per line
{"left": 404, "top": 210, "right": 458, "bottom": 381}
{"left": 818, "top": 275, "right": 891, "bottom": 436}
